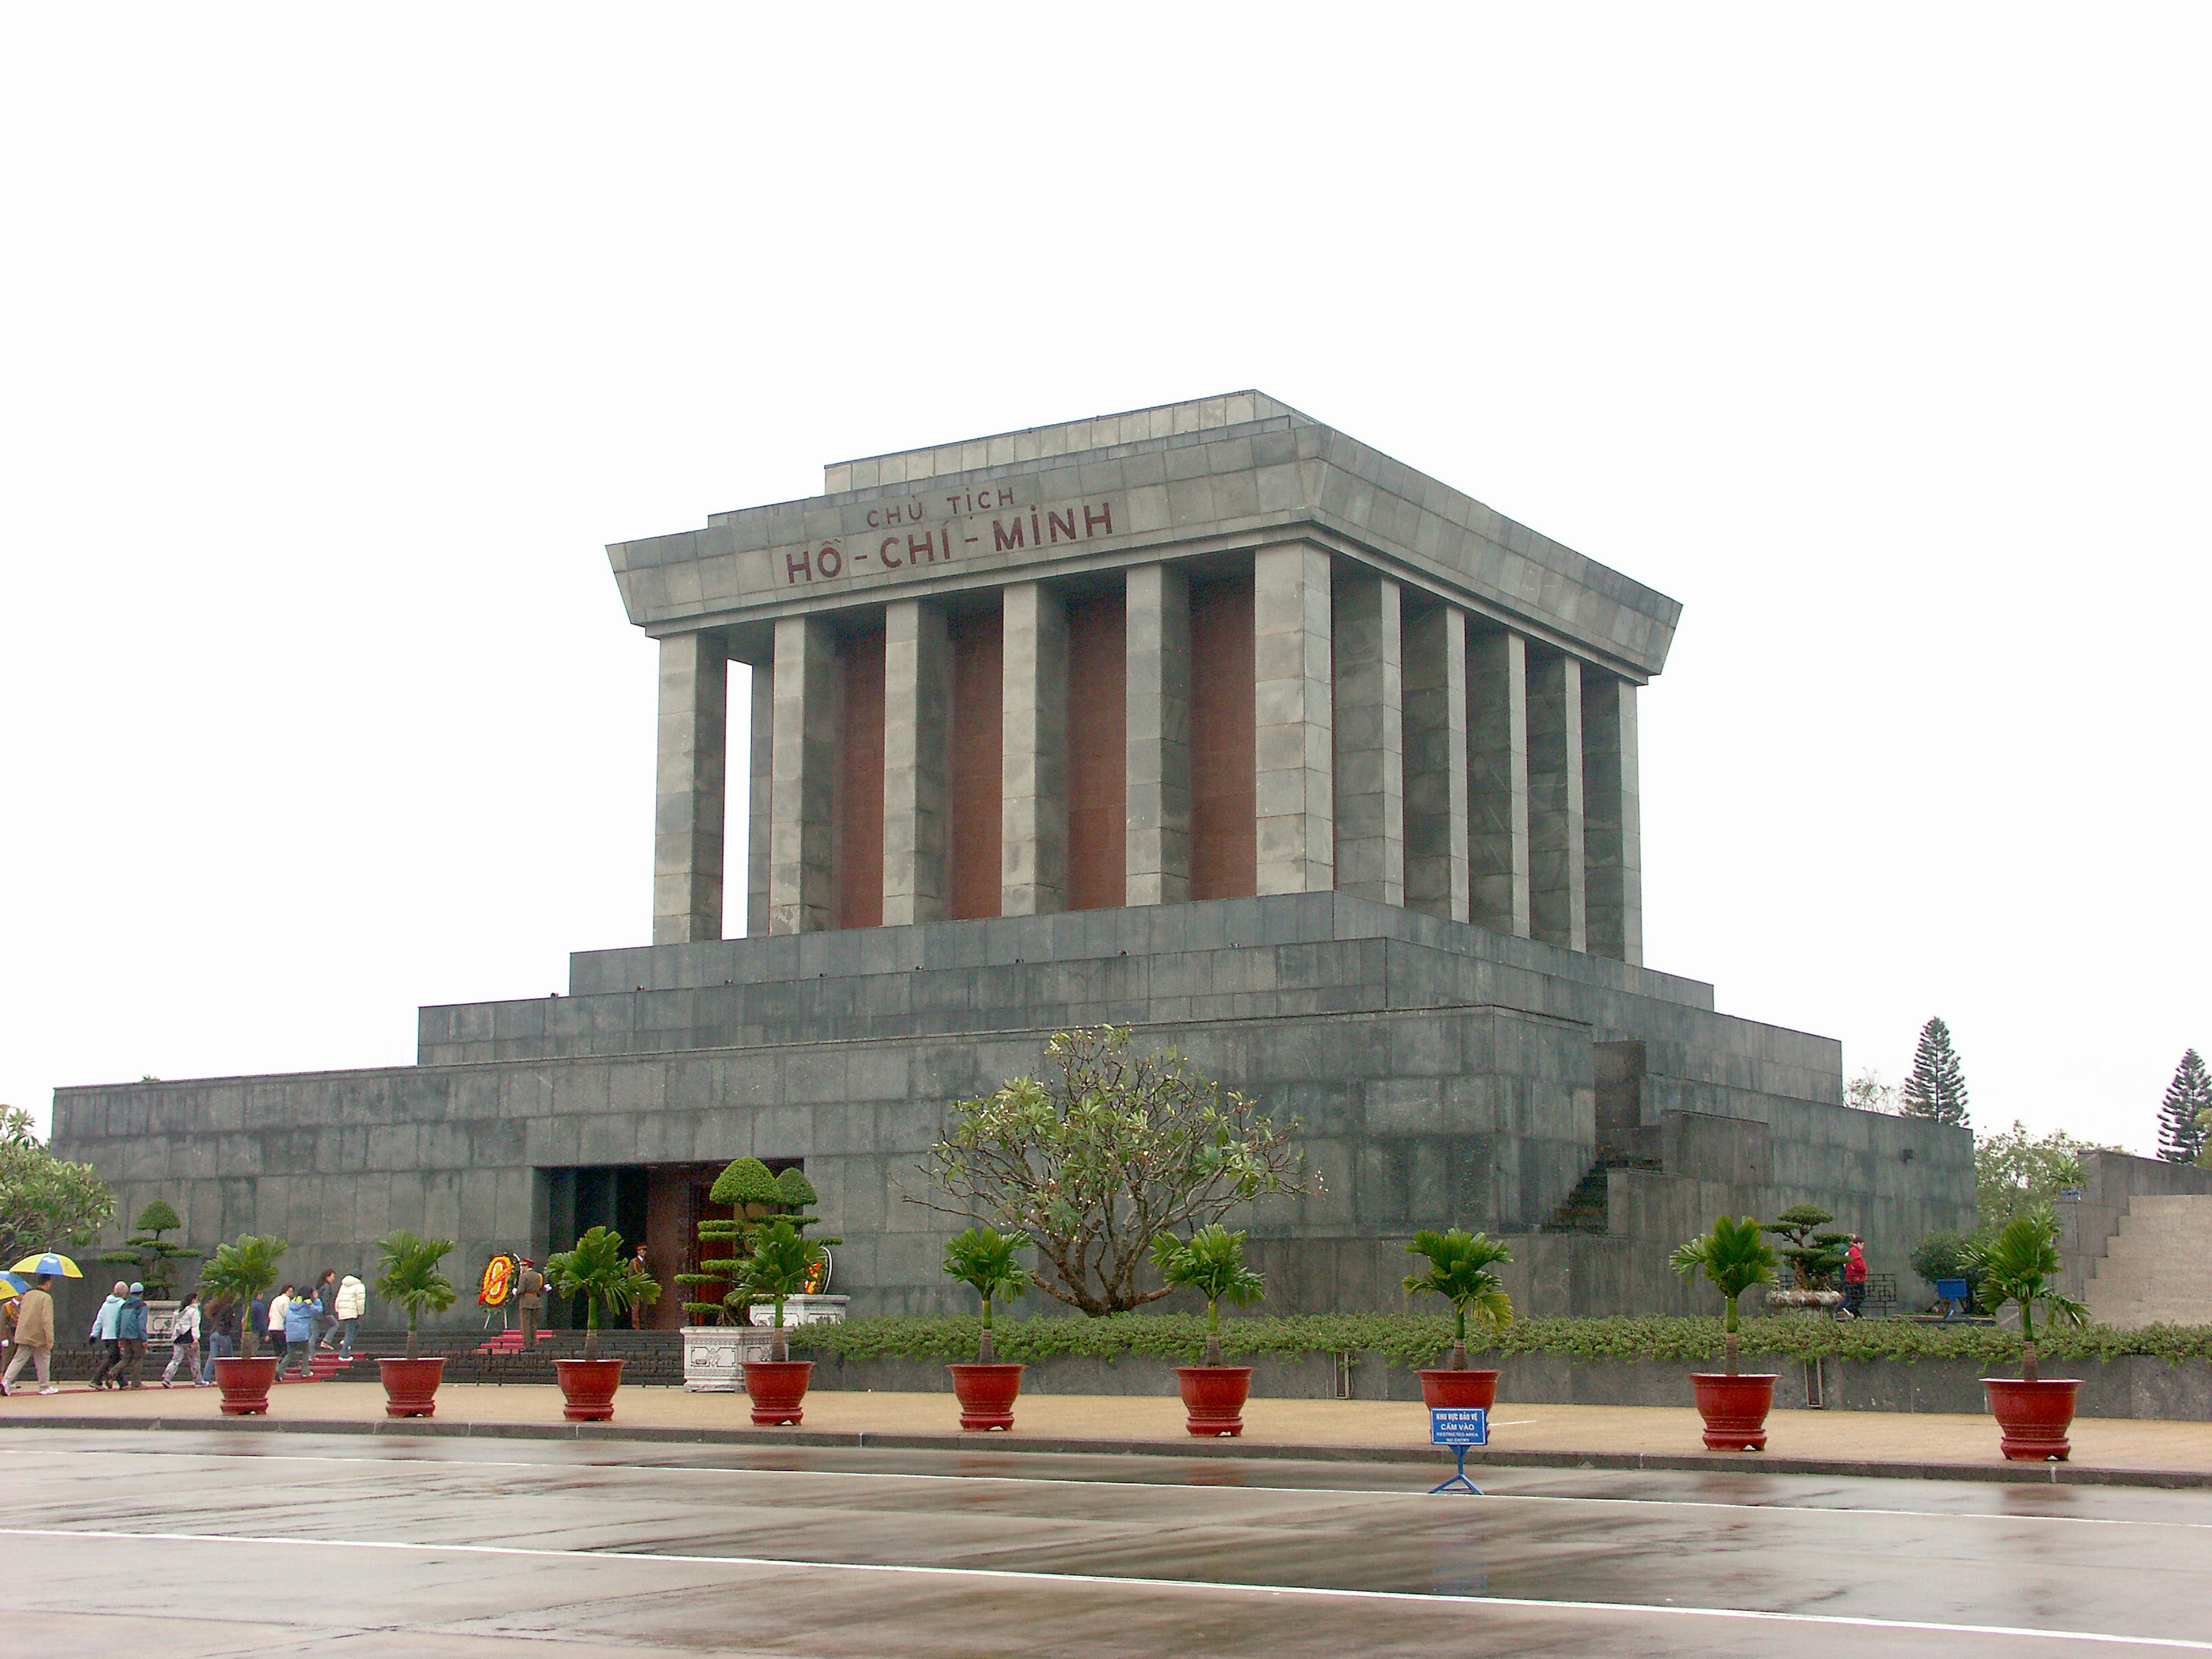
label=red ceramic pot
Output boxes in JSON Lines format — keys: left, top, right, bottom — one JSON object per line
{"left": 1418, "top": 1368, "right": 1501, "bottom": 1410}
{"left": 1175, "top": 1365, "right": 1253, "bottom": 1437}
{"left": 743, "top": 1359, "right": 814, "bottom": 1426}
{"left": 1689, "top": 1372, "right": 1778, "bottom": 1450}
{"left": 948, "top": 1362, "right": 1025, "bottom": 1431}
{"left": 213, "top": 1355, "right": 281, "bottom": 1417}
{"left": 1983, "top": 1377, "right": 2081, "bottom": 1461}
{"left": 377, "top": 1356, "right": 446, "bottom": 1419}
{"left": 554, "top": 1357, "right": 624, "bottom": 1422}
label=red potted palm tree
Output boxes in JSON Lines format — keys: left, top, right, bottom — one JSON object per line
{"left": 198, "top": 1234, "right": 286, "bottom": 1416}
{"left": 1670, "top": 1215, "right": 1780, "bottom": 1450}
{"left": 1153, "top": 1225, "right": 1264, "bottom": 1437}
{"left": 736, "top": 1217, "right": 824, "bottom": 1426}
{"left": 941, "top": 1225, "right": 1034, "bottom": 1430}
{"left": 374, "top": 1230, "right": 457, "bottom": 1418}
{"left": 1403, "top": 1228, "right": 1514, "bottom": 1408}
{"left": 1968, "top": 1205, "right": 2089, "bottom": 1461}
{"left": 544, "top": 1226, "right": 659, "bottom": 1421}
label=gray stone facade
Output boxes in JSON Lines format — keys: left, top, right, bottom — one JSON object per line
{"left": 54, "top": 893, "right": 1970, "bottom": 1325}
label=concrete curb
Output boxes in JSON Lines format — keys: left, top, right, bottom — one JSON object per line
{"left": 4, "top": 1413, "right": 2207, "bottom": 1491}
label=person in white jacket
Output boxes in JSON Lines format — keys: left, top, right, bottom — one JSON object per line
{"left": 161, "top": 1293, "right": 203, "bottom": 1387}
{"left": 332, "top": 1274, "right": 366, "bottom": 1357}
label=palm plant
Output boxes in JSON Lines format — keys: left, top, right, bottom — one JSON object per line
{"left": 1966, "top": 1205, "right": 2087, "bottom": 1383}
{"left": 733, "top": 1217, "right": 824, "bottom": 1361}
{"left": 374, "top": 1230, "right": 458, "bottom": 1361}
{"left": 1402, "top": 1228, "right": 1514, "bottom": 1370}
{"left": 198, "top": 1234, "right": 286, "bottom": 1361}
{"left": 942, "top": 1226, "right": 1034, "bottom": 1363}
{"left": 546, "top": 1226, "right": 660, "bottom": 1361}
{"left": 1151, "top": 1224, "right": 1264, "bottom": 1367}
{"left": 1669, "top": 1215, "right": 1777, "bottom": 1376}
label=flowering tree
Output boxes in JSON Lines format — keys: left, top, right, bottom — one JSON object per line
{"left": 911, "top": 1027, "right": 1319, "bottom": 1316}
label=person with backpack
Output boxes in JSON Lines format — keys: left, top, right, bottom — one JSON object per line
{"left": 279, "top": 1290, "right": 317, "bottom": 1378}
{"left": 115, "top": 1283, "right": 150, "bottom": 1388}
{"left": 88, "top": 1282, "right": 128, "bottom": 1389}
{"left": 309, "top": 1270, "right": 338, "bottom": 1351}
{"left": 160, "top": 1292, "right": 202, "bottom": 1388}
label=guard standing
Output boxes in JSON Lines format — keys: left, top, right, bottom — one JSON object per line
{"left": 516, "top": 1257, "right": 544, "bottom": 1346}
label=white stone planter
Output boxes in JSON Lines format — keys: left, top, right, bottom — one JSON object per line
{"left": 1766, "top": 1289, "right": 1844, "bottom": 1310}
{"left": 680, "top": 1324, "right": 786, "bottom": 1391}
{"left": 748, "top": 1294, "right": 850, "bottom": 1328}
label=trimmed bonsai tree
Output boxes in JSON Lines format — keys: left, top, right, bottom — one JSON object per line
{"left": 1762, "top": 1204, "right": 1850, "bottom": 1291}
{"left": 1669, "top": 1215, "right": 1777, "bottom": 1375}
{"left": 546, "top": 1226, "right": 660, "bottom": 1361}
{"left": 942, "top": 1225, "right": 1034, "bottom": 1363}
{"left": 97, "top": 1199, "right": 201, "bottom": 1298}
{"left": 198, "top": 1234, "right": 286, "bottom": 1360}
{"left": 1151, "top": 1224, "right": 1264, "bottom": 1368}
{"left": 1402, "top": 1228, "right": 1514, "bottom": 1370}
{"left": 733, "top": 1216, "right": 825, "bottom": 1361}
{"left": 678, "top": 1157, "right": 786, "bottom": 1324}
{"left": 1965, "top": 1205, "right": 2087, "bottom": 1382}
{"left": 375, "top": 1230, "right": 458, "bottom": 1361}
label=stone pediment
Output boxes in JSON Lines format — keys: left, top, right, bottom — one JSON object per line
{"left": 607, "top": 392, "right": 1680, "bottom": 679}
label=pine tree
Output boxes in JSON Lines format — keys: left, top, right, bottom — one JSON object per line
{"left": 1901, "top": 1017, "right": 1969, "bottom": 1127}
{"left": 2158, "top": 1049, "right": 2211, "bottom": 1164}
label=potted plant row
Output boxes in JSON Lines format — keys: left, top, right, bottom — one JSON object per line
{"left": 545, "top": 1226, "right": 660, "bottom": 1420}
{"left": 1968, "top": 1205, "right": 2085, "bottom": 1461}
{"left": 1672, "top": 1215, "right": 1780, "bottom": 1449}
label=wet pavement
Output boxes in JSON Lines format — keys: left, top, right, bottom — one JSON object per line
{"left": 5, "top": 1429, "right": 2209, "bottom": 1655}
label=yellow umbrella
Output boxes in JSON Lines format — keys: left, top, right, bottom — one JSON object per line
{"left": 10, "top": 1252, "right": 82, "bottom": 1278}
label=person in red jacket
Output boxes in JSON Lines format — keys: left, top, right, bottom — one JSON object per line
{"left": 1843, "top": 1235, "right": 1869, "bottom": 1319}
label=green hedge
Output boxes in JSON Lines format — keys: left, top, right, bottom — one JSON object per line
{"left": 790, "top": 1312, "right": 2212, "bottom": 1369}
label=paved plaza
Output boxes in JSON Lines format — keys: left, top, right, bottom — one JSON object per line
{"left": 6, "top": 1427, "right": 2211, "bottom": 1656}
{"left": 8, "top": 1383, "right": 2212, "bottom": 1478}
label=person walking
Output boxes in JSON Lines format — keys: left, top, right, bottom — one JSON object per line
{"left": 1843, "top": 1234, "right": 1869, "bottom": 1320}
{"left": 88, "top": 1282, "right": 128, "bottom": 1389}
{"left": 115, "top": 1283, "right": 150, "bottom": 1388}
{"left": 266, "top": 1285, "right": 292, "bottom": 1371}
{"left": 1, "top": 1275, "right": 60, "bottom": 1395}
{"left": 516, "top": 1258, "right": 544, "bottom": 1346}
{"left": 279, "top": 1289, "right": 317, "bottom": 1378}
{"left": 310, "top": 1270, "right": 339, "bottom": 1351}
{"left": 200, "top": 1296, "right": 238, "bottom": 1385}
{"left": 161, "top": 1292, "right": 202, "bottom": 1388}
{"left": 332, "top": 1272, "right": 365, "bottom": 1357}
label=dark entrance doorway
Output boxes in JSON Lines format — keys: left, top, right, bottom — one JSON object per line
{"left": 540, "top": 1160, "right": 802, "bottom": 1331}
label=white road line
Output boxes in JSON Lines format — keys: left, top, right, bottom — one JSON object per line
{"left": 6, "top": 1441, "right": 2210, "bottom": 1532}
{"left": 0, "top": 1525, "right": 2200, "bottom": 1650}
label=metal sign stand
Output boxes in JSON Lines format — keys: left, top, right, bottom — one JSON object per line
{"left": 1429, "top": 1406, "right": 1489, "bottom": 1495}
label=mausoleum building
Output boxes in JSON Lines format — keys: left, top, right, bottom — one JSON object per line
{"left": 55, "top": 393, "right": 1974, "bottom": 1325}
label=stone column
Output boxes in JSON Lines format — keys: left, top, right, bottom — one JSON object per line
{"left": 768, "top": 615, "right": 836, "bottom": 934}
{"left": 1402, "top": 603, "right": 1468, "bottom": 922}
{"left": 1467, "top": 629, "right": 1531, "bottom": 937}
{"left": 1582, "top": 672, "right": 1643, "bottom": 964}
{"left": 882, "top": 597, "right": 952, "bottom": 926}
{"left": 1525, "top": 649, "right": 1586, "bottom": 952}
{"left": 653, "top": 630, "right": 726, "bottom": 945}
{"left": 1124, "top": 562, "right": 1191, "bottom": 906}
{"left": 1331, "top": 571, "right": 1404, "bottom": 907}
{"left": 745, "top": 661, "right": 772, "bottom": 938}
{"left": 1252, "top": 544, "right": 1334, "bottom": 895}
{"left": 1000, "top": 581, "right": 1068, "bottom": 915}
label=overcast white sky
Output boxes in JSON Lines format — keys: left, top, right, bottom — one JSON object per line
{"left": 3, "top": 8, "right": 2206, "bottom": 1154}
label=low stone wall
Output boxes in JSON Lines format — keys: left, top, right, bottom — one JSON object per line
{"left": 799, "top": 1349, "right": 2212, "bottom": 1422}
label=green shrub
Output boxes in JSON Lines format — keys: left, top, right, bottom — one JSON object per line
{"left": 783, "top": 1310, "right": 2212, "bottom": 1369}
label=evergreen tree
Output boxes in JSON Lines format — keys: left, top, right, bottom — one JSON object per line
{"left": 2158, "top": 1049, "right": 2212, "bottom": 1164}
{"left": 1901, "top": 1017, "right": 1969, "bottom": 1127}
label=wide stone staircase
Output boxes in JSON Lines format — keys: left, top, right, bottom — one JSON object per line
{"left": 2087, "top": 1194, "right": 2212, "bottom": 1328}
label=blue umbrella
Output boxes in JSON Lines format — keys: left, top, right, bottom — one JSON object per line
{"left": 9, "top": 1253, "right": 81, "bottom": 1278}
{"left": 0, "top": 1271, "right": 26, "bottom": 1300}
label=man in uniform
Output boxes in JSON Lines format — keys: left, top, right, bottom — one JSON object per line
{"left": 516, "top": 1257, "right": 544, "bottom": 1346}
